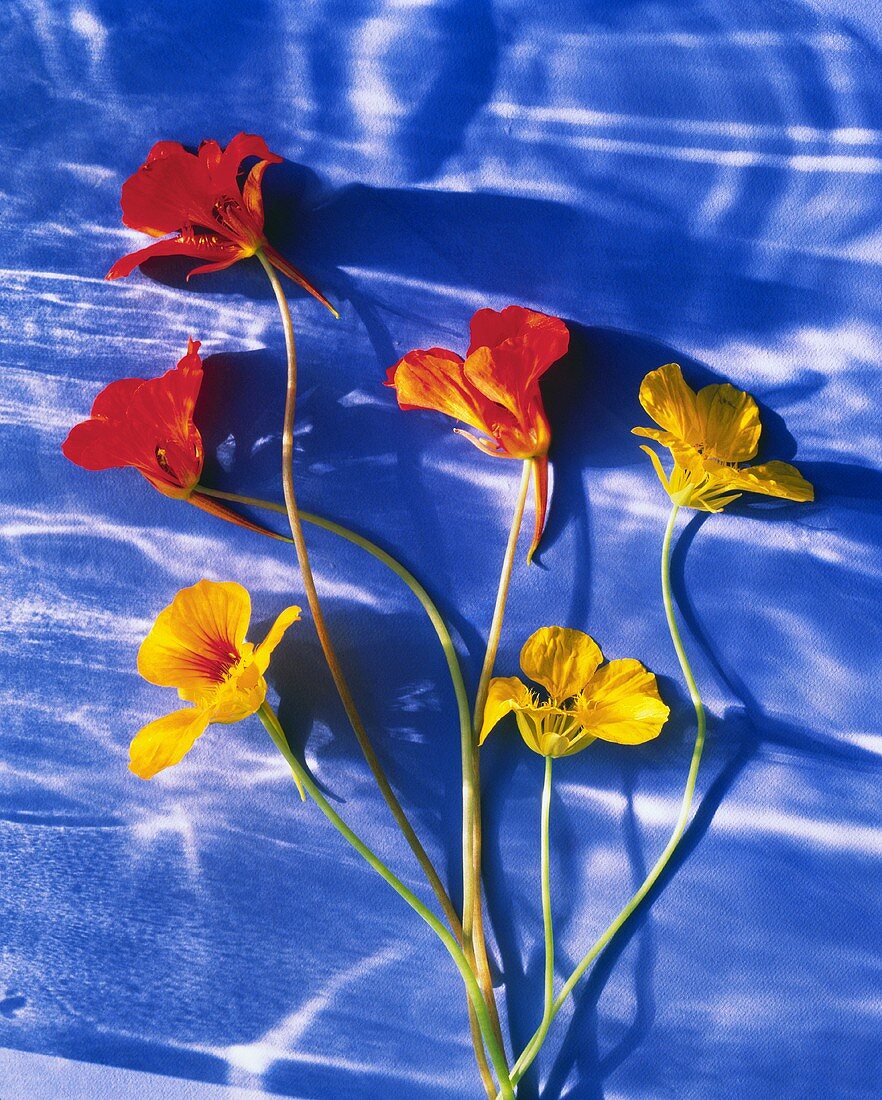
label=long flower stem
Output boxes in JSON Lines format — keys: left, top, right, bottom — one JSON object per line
{"left": 257, "top": 703, "right": 515, "bottom": 1100}
{"left": 254, "top": 249, "right": 459, "bottom": 937}
{"left": 540, "top": 755, "right": 555, "bottom": 1020}
{"left": 468, "top": 458, "right": 534, "bottom": 1056}
{"left": 503, "top": 501, "right": 707, "bottom": 1090}
{"left": 199, "top": 485, "right": 497, "bottom": 1096}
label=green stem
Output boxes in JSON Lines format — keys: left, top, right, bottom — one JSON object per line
{"left": 254, "top": 248, "right": 461, "bottom": 941}
{"left": 541, "top": 755, "right": 554, "bottom": 1021}
{"left": 504, "top": 501, "right": 707, "bottom": 1090}
{"left": 257, "top": 703, "right": 515, "bottom": 1100}
{"left": 199, "top": 485, "right": 498, "bottom": 1095}
{"left": 468, "top": 458, "right": 534, "bottom": 1056}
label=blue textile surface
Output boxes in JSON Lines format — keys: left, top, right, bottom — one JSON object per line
{"left": 1, "top": 1, "right": 881, "bottom": 1097}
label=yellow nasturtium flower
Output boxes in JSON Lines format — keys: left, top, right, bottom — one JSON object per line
{"left": 632, "top": 363, "right": 814, "bottom": 512}
{"left": 480, "top": 626, "right": 669, "bottom": 757}
{"left": 131, "top": 579, "right": 300, "bottom": 780}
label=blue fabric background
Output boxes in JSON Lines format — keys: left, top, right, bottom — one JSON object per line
{"left": 1, "top": 1, "right": 880, "bottom": 1097}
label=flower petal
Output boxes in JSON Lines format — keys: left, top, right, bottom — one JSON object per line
{"left": 695, "top": 382, "right": 761, "bottom": 462}
{"left": 253, "top": 605, "right": 302, "bottom": 674}
{"left": 724, "top": 459, "right": 814, "bottom": 503}
{"left": 106, "top": 235, "right": 243, "bottom": 280}
{"left": 467, "top": 306, "right": 569, "bottom": 390}
{"left": 479, "top": 676, "right": 533, "bottom": 744}
{"left": 138, "top": 580, "right": 251, "bottom": 701}
{"left": 119, "top": 141, "right": 216, "bottom": 236}
{"left": 574, "top": 658, "right": 669, "bottom": 745}
{"left": 386, "top": 348, "right": 494, "bottom": 436}
{"left": 520, "top": 626, "right": 603, "bottom": 703}
{"left": 637, "top": 363, "right": 702, "bottom": 445}
{"left": 129, "top": 706, "right": 212, "bottom": 779}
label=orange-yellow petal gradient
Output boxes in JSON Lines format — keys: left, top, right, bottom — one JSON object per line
{"left": 129, "top": 707, "right": 212, "bottom": 779}
{"left": 574, "top": 658, "right": 669, "bottom": 745}
{"left": 519, "top": 626, "right": 603, "bottom": 703}
{"left": 138, "top": 580, "right": 251, "bottom": 702}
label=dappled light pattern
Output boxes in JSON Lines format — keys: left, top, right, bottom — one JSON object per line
{"left": 1, "top": 0, "right": 880, "bottom": 1097}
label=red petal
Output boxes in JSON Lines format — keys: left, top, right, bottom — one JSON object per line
{"left": 106, "top": 235, "right": 243, "bottom": 280}
{"left": 62, "top": 416, "right": 140, "bottom": 471}
{"left": 119, "top": 142, "right": 215, "bottom": 236}
{"left": 89, "top": 376, "right": 143, "bottom": 419}
{"left": 468, "top": 306, "right": 569, "bottom": 389}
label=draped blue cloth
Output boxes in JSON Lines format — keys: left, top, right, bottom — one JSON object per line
{"left": 1, "top": 1, "right": 880, "bottom": 1097}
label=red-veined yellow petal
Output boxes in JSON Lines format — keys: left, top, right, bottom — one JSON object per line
{"left": 138, "top": 580, "right": 251, "bottom": 701}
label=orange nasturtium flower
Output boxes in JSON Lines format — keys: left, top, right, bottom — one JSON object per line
{"left": 633, "top": 363, "right": 814, "bottom": 512}
{"left": 61, "top": 339, "right": 283, "bottom": 540}
{"left": 480, "top": 626, "right": 669, "bottom": 757}
{"left": 131, "top": 580, "right": 300, "bottom": 780}
{"left": 106, "top": 132, "right": 336, "bottom": 315}
{"left": 385, "top": 305, "right": 570, "bottom": 562}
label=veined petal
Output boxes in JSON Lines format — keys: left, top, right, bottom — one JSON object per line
{"left": 106, "top": 235, "right": 243, "bottom": 280}
{"left": 722, "top": 459, "right": 814, "bottom": 503}
{"left": 129, "top": 706, "right": 212, "bottom": 779}
{"left": 520, "top": 626, "right": 603, "bottom": 703}
{"left": 386, "top": 348, "right": 494, "bottom": 436}
{"left": 695, "top": 382, "right": 761, "bottom": 462}
{"left": 253, "top": 605, "right": 302, "bottom": 674}
{"left": 637, "top": 363, "right": 701, "bottom": 445}
{"left": 574, "top": 658, "right": 669, "bottom": 745}
{"left": 480, "top": 676, "right": 533, "bottom": 744}
{"left": 138, "top": 580, "right": 251, "bottom": 700}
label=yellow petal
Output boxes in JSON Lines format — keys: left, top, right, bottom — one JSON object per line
{"left": 210, "top": 661, "right": 267, "bottom": 723}
{"left": 129, "top": 707, "right": 212, "bottom": 779}
{"left": 519, "top": 626, "right": 602, "bottom": 703}
{"left": 480, "top": 676, "right": 532, "bottom": 744}
{"left": 725, "top": 460, "right": 814, "bottom": 503}
{"left": 574, "top": 659, "right": 669, "bottom": 745}
{"left": 253, "top": 605, "right": 301, "bottom": 674}
{"left": 138, "top": 580, "right": 251, "bottom": 703}
{"left": 637, "top": 364, "right": 701, "bottom": 445}
{"left": 695, "top": 383, "right": 761, "bottom": 462}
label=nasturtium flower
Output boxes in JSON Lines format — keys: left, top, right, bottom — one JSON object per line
{"left": 131, "top": 580, "right": 300, "bottom": 780}
{"left": 385, "top": 305, "right": 569, "bottom": 560}
{"left": 633, "top": 363, "right": 814, "bottom": 512}
{"left": 106, "top": 133, "right": 336, "bottom": 316}
{"left": 480, "top": 626, "right": 669, "bottom": 757}
{"left": 62, "top": 339, "right": 284, "bottom": 540}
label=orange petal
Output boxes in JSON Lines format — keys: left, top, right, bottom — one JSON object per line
{"left": 527, "top": 455, "right": 549, "bottom": 564}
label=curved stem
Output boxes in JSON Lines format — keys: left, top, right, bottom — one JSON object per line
{"left": 257, "top": 703, "right": 515, "bottom": 1100}
{"left": 200, "top": 485, "right": 497, "bottom": 1096}
{"left": 467, "top": 458, "right": 534, "bottom": 1055}
{"left": 254, "top": 249, "right": 460, "bottom": 937}
{"left": 505, "top": 501, "right": 708, "bottom": 1089}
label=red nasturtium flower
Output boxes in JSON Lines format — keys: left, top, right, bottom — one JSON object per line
{"left": 385, "top": 305, "right": 569, "bottom": 561}
{"left": 61, "top": 339, "right": 283, "bottom": 540}
{"left": 106, "top": 133, "right": 337, "bottom": 316}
